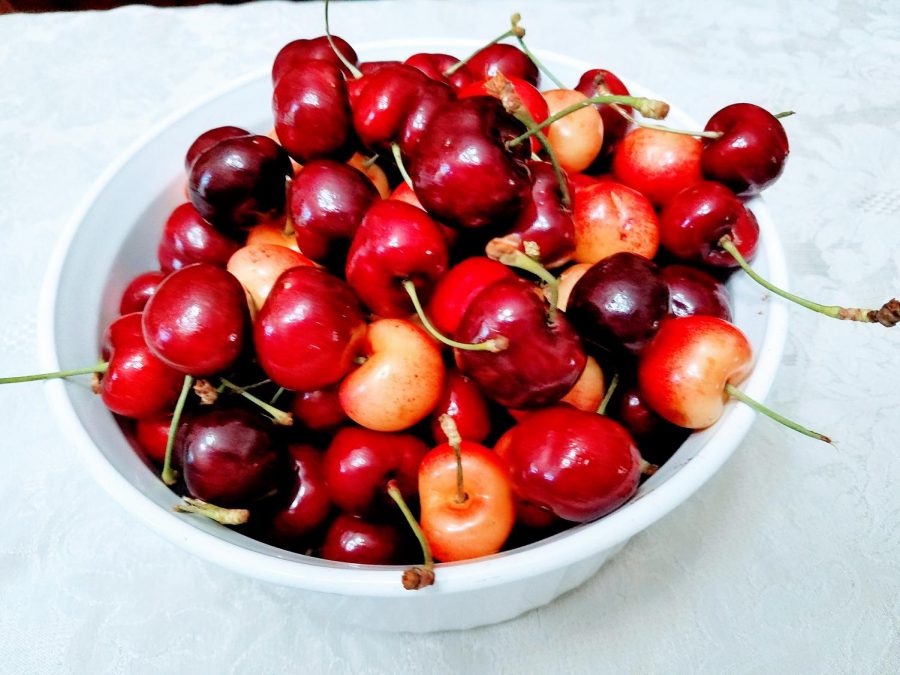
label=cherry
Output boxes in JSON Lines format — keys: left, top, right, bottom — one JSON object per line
{"left": 410, "top": 96, "right": 530, "bottom": 230}
{"left": 291, "top": 385, "right": 347, "bottom": 432}
{"left": 404, "top": 52, "right": 474, "bottom": 91}
{"left": 134, "top": 413, "right": 172, "bottom": 463}
{"left": 142, "top": 263, "right": 249, "bottom": 376}
{"left": 345, "top": 200, "right": 449, "bottom": 318}
{"left": 496, "top": 406, "right": 641, "bottom": 522}
{"left": 273, "top": 60, "right": 356, "bottom": 163}
{"left": 271, "top": 34, "right": 359, "bottom": 83}
{"left": 659, "top": 180, "right": 759, "bottom": 267}
{"left": 702, "top": 103, "right": 790, "bottom": 196}
{"left": 458, "top": 75, "right": 548, "bottom": 153}
{"left": 288, "top": 159, "right": 381, "bottom": 264}
{"left": 558, "top": 354, "right": 606, "bottom": 413}
{"left": 572, "top": 180, "right": 660, "bottom": 264}
{"left": 610, "top": 380, "right": 689, "bottom": 467}
{"left": 157, "top": 202, "right": 240, "bottom": 273}
{"left": 346, "top": 152, "right": 391, "bottom": 198}
{"left": 612, "top": 128, "right": 703, "bottom": 207}
{"left": 567, "top": 252, "right": 669, "bottom": 355}
{"left": 246, "top": 222, "right": 300, "bottom": 252}
{"left": 188, "top": 134, "right": 293, "bottom": 238}
{"left": 455, "top": 276, "right": 586, "bottom": 409}
{"left": 541, "top": 89, "right": 604, "bottom": 174}
{"left": 119, "top": 270, "right": 166, "bottom": 315}
{"left": 254, "top": 266, "right": 366, "bottom": 392}
{"left": 177, "top": 407, "right": 284, "bottom": 506}
{"left": 268, "top": 444, "right": 332, "bottom": 540}
{"left": 429, "top": 369, "right": 491, "bottom": 445}
{"left": 555, "top": 262, "right": 590, "bottom": 311}
{"left": 425, "top": 256, "right": 516, "bottom": 338}
{"left": 322, "top": 426, "right": 428, "bottom": 516}
{"left": 225, "top": 243, "right": 315, "bottom": 314}
{"left": 321, "top": 514, "right": 402, "bottom": 565}
{"left": 661, "top": 264, "right": 733, "bottom": 322}
{"left": 184, "top": 126, "right": 249, "bottom": 171}
{"left": 467, "top": 43, "right": 538, "bottom": 86}
{"left": 575, "top": 69, "right": 632, "bottom": 165}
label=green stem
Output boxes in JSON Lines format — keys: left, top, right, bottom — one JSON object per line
{"left": 486, "top": 238, "right": 560, "bottom": 324}
{"left": 391, "top": 143, "right": 414, "bottom": 191}
{"left": 324, "top": 0, "right": 363, "bottom": 79}
{"left": 386, "top": 480, "right": 435, "bottom": 590}
{"left": 362, "top": 153, "right": 380, "bottom": 169}
{"left": 174, "top": 497, "right": 249, "bottom": 525}
{"left": 506, "top": 14, "right": 565, "bottom": 89}
{"left": 220, "top": 377, "right": 293, "bottom": 425}
{"left": 0, "top": 361, "right": 107, "bottom": 384}
{"left": 443, "top": 23, "right": 520, "bottom": 77}
{"left": 774, "top": 110, "right": 795, "bottom": 119}
{"left": 269, "top": 386, "right": 285, "bottom": 406}
{"left": 596, "top": 371, "right": 619, "bottom": 416}
{"left": 609, "top": 101, "right": 721, "bottom": 138}
{"left": 162, "top": 374, "right": 193, "bottom": 486}
{"left": 402, "top": 280, "right": 508, "bottom": 352}
{"left": 724, "top": 383, "right": 831, "bottom": 444}
{"left": 439, "top": 415, "right": 466, "bottom": 504}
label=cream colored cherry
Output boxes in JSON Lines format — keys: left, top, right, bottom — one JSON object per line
{"left": 348, "top": 152, "right": 391, "bottom": 198}
{"left": 554, "top": 262, "right": 592, "bottom": 311}
{"left": 560, "top": 355, "right": 605, "bottom": 412}
{"left": 542, "top": 89, "right": 603, "bottom": 174}
{"left": 226, "top": 244, "right": 314, "bottom": 315}
{"left": 246, "top": 222, "right": 302, "bottom": 252}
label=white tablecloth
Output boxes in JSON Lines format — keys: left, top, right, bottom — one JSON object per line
{"left": 1, "top": 1, "right": 899, "bottom": 672}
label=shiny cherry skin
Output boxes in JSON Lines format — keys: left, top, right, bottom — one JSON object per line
{"left": 638, "top": 315, "right": 753, "bottom": 429}
{"left": 119, "top": 270, "right": 166, "bottom": 315}
{"left": 157, "top": 202, "right": 240, "bottom": 273}
{"left": 458, "top": 75, "right": 549, "bottom": 153}
{"left": 226, "top": 244, "right": 315, "bottom": 314}
{"left": 188, "top": 134, "right": 293, "bottom": 238}
{"left": 254, "top": 266, "right": 366, "bottom": 392}
{"left": 542, "top": 89, "right": 604, "bottom": 174}
{"left": 271, "top": 34, "right": 359, "bottom": 83}
{"left": 404, "top": 52, "right": 474, "bottom": 91}
{"left": 575, "top": 68, "right": 631, "bottom": 165}
{"left": 321, "top": 514, "right": 402, "bottom": 565}
{"left": 100, "top": 313, "right": 184, "bottom": 419}
{"left": 323, "top": 426, "right": 429, "bottom": 517}
{"left": 291, "top": 385, "right": 347, "bottom": 432}
{"left": 246, "top": 222, "right": 301, "bottom": 252}
{"left": 567, "top": 252, "right": 669, "bottom": 355}
{"left": 659, "top": 180, "right": 759, "bottom": 267}
{"left": 288, "top": 159, "right": 381, "bottom": 263}
{"left": 455, "top": 277, "right": 587, "bottom": 409}
{"left": 467, "top": 43, "right": 538, "bottom": 85}
{"left": 142, "top": 263, "right": 249, "bottom": 376}
{"left": 134, "top": 413, "right": 172, "bottom": 463}
{"left": 184, "top": 126, "right": 249, "bottom": 171}
{"left": 702, "top": 103, "right": 789, "bottom": 196}
{"left": 411, "top": 97, "right": 530, "bottom": 230}
{"left": 429, "top": 369, "right": 491, "bottom": 444}
{"left": 419, "top": 440, "right": 515, "bottom": 562}
{"left": 426, "top": 256, "right": 516, "bottom": 337}
{"left": 610, "top": 380, "right": 690, "bottom": 466}
{"left": 345, "top": 200, "right": 449, "bottom": 318}
{"left": 572, "top": 181, "right": 659, "bottom": 264}
{"left": 497, "top": 406, "right": 641, "bottom": 522}
{"left": 505, "top": 160, "right": 575, "bottom": 268}
{"left": 661, "top": 264, "right": 733, "bottom": 321}
{"left": 268, "top": 444, "right": 332, "bottom": 540}
{"left": 273, "top": 60, "right": 356, "bottom": 163}
{"left": 613, "top": 128, "right": 703, "bottom": 207}
{"left": 177, "top": 407, "right": 283, "bottom": 506}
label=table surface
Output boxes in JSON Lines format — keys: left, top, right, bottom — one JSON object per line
{"left": 1, "top": 1, "right": 899, "bottom": 672}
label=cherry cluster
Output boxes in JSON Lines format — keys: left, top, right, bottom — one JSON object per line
{"left": 7, "top": 6, "right": 896, "bottom": 590}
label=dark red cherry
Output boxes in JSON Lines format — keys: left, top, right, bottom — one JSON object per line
{"left": 291, "top": 385, "right": 347, "bottom": 432}
{"left": 610, "top": 381, "right": 690, "bottom": 467}
{"left": 177, "top": 407, "right": 283, "bottom": 507}
{"left": 184, "top": 126, "right": 250, "bottom": 172}
{"left": 661, "top": 264, "right": 733, "bottom": 321}
{"left": 134, "top": 413, "right": 172, "bottom": 463}
{"left": 702, "top": 103, "right": 789, "bottom": 196}
{"left": 288, "top": 159, "right": 380, "bottom": 263}
{"left": 467, "top": 44, "right": 538, "bottom": 85}
{"left": 187, "top": 134, "right": 292, "bottom": 238}
{"left": 403, "top": 52, "right": 474, "bottom": 91}
{"left": 157, "top": 202, "right": 240, "bottom": 272}
{"left": 429, "top": 369, "right": 491, "bottom": 445}
{"left": 321, "top": 514, "right": 402, "bottom": 564}
{"left": 271, "top": 35, "right": 359, "bottom": 83}
{"left": 119, "top": 270, "right": 166, "bottom": 315}
{"left": 142, "top": 263, "right": 249, "bottom": 376}
{"left": 567, "top": 252, "right": 669, "bottom": 355}
{"left": 426, "top": 256, "right": 517, "bottom": 337}
{"left": 575, "top": 69, "right": 631, "bottom": 165}
{"left": 268, "top": 444, "right": 332, "bottom": 540}
{"left": 659, "top": 180, "right": 760, "bottom": 268}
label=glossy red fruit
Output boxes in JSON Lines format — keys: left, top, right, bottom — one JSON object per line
{"left": 429, "top": 370, "right": 491, "bottom": 444}
{"left": 321, "top": 514, "right": 402, "bottom": 564}
{"left": 142, "top": 263, "right": 249, "bottom": 376}
{"left": 426, "top": 256, "right": 516, "bottom": 338}
{"left": 184, "top": 126, "right": 249, "bottom": 171}
{"left": 290, "top": 385, "right": 347, "bottom": 432}
{"left": 659, "top": 180, "right": 759, "bottom": 267}
{"left": 101, "top": 313, "right": 184, "bottom": 419}
{"left": 288, "top": 159, "right": 380, "bottom": 263}
{"left": 157, "top": 202, "right": 240, "bottom": 273}
{"left": 467, "top": 44, "right": 538, "bottom": 85}
{"left": 458, "top": 75, "right": 549, "bottom": 153}
{"left": 702, "top": 103, "right": 789, "bottom": 196}
{"left": 497, "top": 406, "right": 641, "bottom": 522}
{"left": 134, "top": 413, "right": 172, "bottom": 463}
{"left": 271, "top": 35, "right": 359, "bottom": 83}
{"left": 410, "top": 97, "right": 530, "bottom": 230}
{"left": 610, "top": 380, "right": 690, "bottom": 467}
{"left": 661, "top": 264, "right": 733, "bottom": 321}
{"left": 268, "top": 445, "right": 332, "bottom": 540}
{"left": 119, "top": 270, "right": 166, "bottom": 315}
{"left": 575, "top": 69, "right": 631, "bottom": 164}
{"left": 254, "top": 266, "right": 366, "bottom": 392}
{"left": 613, "top": 128, "right": 703, "bottom": 207}
{"left": 506, "top": 160, "right": 575, "bottom": 268}
{"left": 404, "top": 52, "right": 474, "bottom": 91}
{"left": 345, "top": 200, "right": 449, "bottom": 318}
{"left": 323, "top": 426, "right": 429, "bottom": 516}
{"left": 455, "top": 277, "right": 586, "bottom": 409}
{"left": 177, "top": 407, "right": 283, "bottom": 506}
{"left": 273, "top": 61, "right": 356, "bottom": 163}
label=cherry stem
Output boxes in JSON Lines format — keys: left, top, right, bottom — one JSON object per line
{"left": 219, "top": 377, "right": 294, "bottom": 425}
{"left": 774, "top": 110, "right": 796, "bottom": 119}
{"left": 724, "top": 383, "right": 831, "bottom": 444}
{"left": 507, "top": 94, "right": 671, "bottom": 148}
{"left": 174, "top": 497, "right": 249, "bottom": 526}
{"left": 610, "top": 101, "right": 722, "bottom": 139}
{"left": 401, "top": 280, "right": 508, "bottom": 352}
{"left": 386, "top": 479, "right": 435, "bottom": 591}
{"left": 439, "top": 415, "right": 467, "bottom": 504}
{"left": 361, "top": 153, "right": 380, "bottom": 169}
{"left": 596, "top": 371, "right": 619, "bottom": 416}
{"left": 391, "top": 143, "right": 415, "bottom": 191}
{"left": 162, "top": 374, "right": 193, "bottom": 486}
{"left": 443, "top": 18, "right": 524, "bottom": 78}
{"left": 507, "top": 14, "right": 565, "bottom": 89}
{"left": 324, "top": 0, "right": 363, "bottom": 79}
{"left": 486, "top": 72, "right": 571, "bottom": 209}
{"left": 720, "top": 236, "right": 900, "bottom": 327}
{"left": 269, "top": 386, "right": 285, "bottom": 406}
{"left": 486, "top": 237, "right": 560, "bottom": 324}
{"left": 0, "top": 361, "right": 107, "bottom": 384}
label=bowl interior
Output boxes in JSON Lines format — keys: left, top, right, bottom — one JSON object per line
{"left": 39, "top": 39, "right": 788, "bottom": 596}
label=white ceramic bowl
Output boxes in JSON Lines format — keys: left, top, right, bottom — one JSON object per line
{"left": 38, "top": 39, "right": 789, "bottom": 633}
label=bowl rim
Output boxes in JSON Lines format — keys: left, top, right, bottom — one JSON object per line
{"left": 37, "top": 38, "right": 790, "bottom": 597}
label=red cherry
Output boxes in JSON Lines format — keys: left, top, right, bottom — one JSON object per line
{"left": 134, "top": 414, "right": 172, "bottom": 463}
{"left": 157, "top": 202, "right": 240, "bottom": 273}
{"left": 268, "top": 444, "right": 332, "bottom": 540}
{"left": 572, "top": 180, "right": 660, "bottom": 264}
{"left": 119, "top": 270, "right": 166, "bottom": 315}
{"left": 321, "top": 514, "right": 402, "bottom": 565}
{"left": 610, "top": 380, "right": 690, "bottom": 466}
{"left": 404, "top": 52, "right": 474, "bottom": 91}
{"left": 290, "top": 385, "right": 347, "bottom": 432}
{"left": 429, "top": 369, "right": 491, "bottom": 445}
{"left": 661, "top": 264, "right": 733, "bottom": 321}
{"left": 612, "top": 128, "right": 703, "bottom": 207}
{"left": 458, "top": 75, "right": 549, "bottom": 153}
{"left": 426, "top": 256, "right": 516, "bottom": 338}
{"left": 575, "top": 69, "right": 631, "bottom": 165}
{"left": 184, "top": 126, "right": 249, "bottom": 172}
{"left": 271, "top": 35, "right": 359, "bottom": 83}
{"left": 467, "top": 44, "right": 538, "bottom": 85}
{"left": 142, "top": 263, "right": 249, "bottom": 376}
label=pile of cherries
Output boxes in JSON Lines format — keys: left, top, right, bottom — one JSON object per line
{"left": 7, "top": 7, "right": 897, "bottom": 589}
